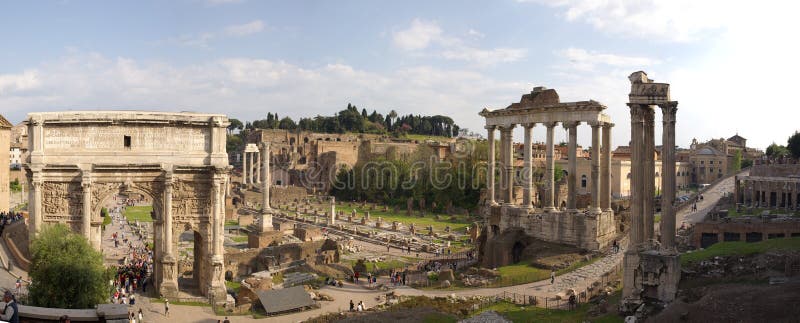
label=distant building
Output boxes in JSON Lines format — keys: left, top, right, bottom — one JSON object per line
{"left": 0, "top": 115, "right": 11, "bottom": 212}
{"left": 681, "top": 133, "right": 764, "bottom": 185}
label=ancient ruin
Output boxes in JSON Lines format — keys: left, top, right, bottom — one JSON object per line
{"left": 621, "top": 71, "right": 681, "bottom": 309}
{"left": 478, "top": 86, "right": 616, "bottom": 267}
{"left": 23, "top": 111, "right": 230, "bottom": 302}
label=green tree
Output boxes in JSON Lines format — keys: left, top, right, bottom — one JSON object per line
{"left": 226, "top": 135, "right": 243, "bottom": 154}
{"left": 766, "top": 142, "right": 789, "bottom": 159}
{"left": 29, "top": 224, "right": 111, "bottom": 309}
{"left": 9, "top": 178, "right": 21, "bottom": 192}
{"left": 741, "top": 159, "right": 753, "bottom": 169}
{"left": 227, "top": 118, "right": 243, "bottom": 134}
{"left": 731, "top": 149, "right": 742, "bottom": 171}
{"left": 787, "top": 131, "right": 800, "bottom": 158}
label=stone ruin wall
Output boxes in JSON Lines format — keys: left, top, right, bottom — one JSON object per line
{"left": 751, "top": 164, "right": 800, "bottom": 177}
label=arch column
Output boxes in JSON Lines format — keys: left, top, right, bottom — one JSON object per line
{"left": 160, "top": 172, "right": 178, "bottom": 298}
{"left": 486, "top": 126, "right": 497, "bottom": 205}
{"left": 523, "top": 123, "right": 534, "bottom": 208}
{"left": 210, "top": 175, "right": 227, "bottom": 302}
{"left": 29, "top": 174, "right": 43, "bottom": 243}
{"left": 563, "top": 121, "right": 578, "bottom": 211}
{"left": 544, "top": 122, "right": 557, "bottom": 211}
{"left": 601, "top": 123, "right": 613, "bottom": 211}
{"left": 81, "top": 171, "right": 92, "bottom": 243}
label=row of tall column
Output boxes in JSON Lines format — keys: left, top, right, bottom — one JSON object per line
{"left": 241, "top": 149, "right": 262, "bottom": 185}
{"left": 738, "top": 178, "right": 799, "bottom": 209}
{"left": 485, "top": 121, "right": 613, "bottom": 212}
{"left": 628, "top": 102, "right": 678, "bottom": 249}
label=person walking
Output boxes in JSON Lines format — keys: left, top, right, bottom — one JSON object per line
{"left": 0, "top": 291, "right": 19, "bottom": 323}
{"left": 164, "top": 298, "right": 170, "bottom": 317}
{"left": 550, "top": 269, "right": 555, "bottom": 284}
{"left": 349, "top": 299, "right": 354, "bottom": 311}
{"left": 137, "top": 308, "right": 143, "bottom": 322}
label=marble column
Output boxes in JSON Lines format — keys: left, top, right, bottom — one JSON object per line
{"left": 601, "top": 123, "right": 613, "bottom": 211}
{"left": 643, "top": 107, "right": 656, "bottom": 241}
{"left": 82, "top": 174, "right": 92, "bottom": 241}
{"left": 590, "top": 122, "right": 602, "bottom": 214}
{"left": 31, "top": 178, "right": 43, "bottom": 240}
{"left": 256, "top": 148, "right": 261, "bottom": 184}
{"left": 523, "top": 123, "right": 534, "bottom": 208}
{"left": 212, "top": 180, "right": 223, "bottom": 256}
{"left": 628, "top": 104, "right": 644, "bottom": 245}
{"left": 660, "top": 102, "right": 678, "bottom": 250}
{"left": 544, "top": 122, "right": 557, "bottom": 211}
{"left": 564, "top": 121, "right": 578, "bottom": 210}
{"left": 242, "top": 151, "right": 248, "bottom": 186}
{"left": 160, "top": 172, "right": 177, "bottom": 297}
{"left": 502, "top": 125, "right": 516, "bottom": 204}
{"left": 752, "top": 181, "right": 758, "bottom": 207}
{"left": 260, "top": 142, "right": 273, "bottom": 232}
{"left": 250, "top": 152, "right": 256, "bottom": 185}
{"left": 486, "top": 126, "right": 497, "bottom": 205}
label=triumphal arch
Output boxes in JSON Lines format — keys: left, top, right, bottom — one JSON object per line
{"left": 24, "top": 111, "right": 230, "bottom": 301}
{"left": 479, "top": 87, "right": 617, "bottom": 268}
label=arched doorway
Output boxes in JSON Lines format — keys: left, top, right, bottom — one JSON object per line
{"left": 511, "top": 241, "right": 525, "bottom": 264}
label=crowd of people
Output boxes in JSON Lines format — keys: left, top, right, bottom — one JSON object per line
{"left": 108, "top": 206, "right": 154, "bottom": 306}
{"left": 0, "top": 211, "right": 24, "bottom": 236}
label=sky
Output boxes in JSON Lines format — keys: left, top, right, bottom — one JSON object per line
{"left": 1, "top": 0, "right": 798, "bottom": 150}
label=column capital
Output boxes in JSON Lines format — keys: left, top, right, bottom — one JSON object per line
{"left": 542, "top": 121, "right": 558, "bottom": 129}
{"left": 522, "top": 123, "right": 536, "bottom": 130}
{"left": 602, "top": 122, "right": 615, "bottom": 129}
{"left": 562, "top": 121, "right": 579, "bottom": 129}
{"left": 484, "top": 125, "right": 497, "bottom": 131}
{"left": 498, "top": 124, "right": 517, "bottom": 132}
{"left": 588, "top": 121, "right": 603, "bottom": 128}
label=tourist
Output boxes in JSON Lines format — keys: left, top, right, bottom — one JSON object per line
{"left": 402, "top": 271, "right": 406, "bottom": 285}
{"left": 354, "top": 271, "right": 359, "bottom": 284}
{"left": 568, "top": 294, "right": 576, "bottom": 310}
{"left": 349, "top": 299, "right": 354, "bottom": 311}
{"left": 550, "top": 269, "right": 555, "bottom": 284}
{"left": 612, "top": 240, "right": 618, "bottom": 253}
{"left": 357, "top": 301, "right": 364, "bottom": 311}
{"left": 1, "top": 291, "right": 19, "bottom": 323}
{"left": 223, "top": 317, "right": 230, "bottom": 323}
{"left": 137, "top": 308, "right": 143, "bottom": 322}
{"left": 164, "top": 298, "right": 170, "bottom": 317}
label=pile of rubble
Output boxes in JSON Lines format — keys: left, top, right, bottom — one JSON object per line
{"left": 459, "top": 267, "right": 499, "bottom": 287}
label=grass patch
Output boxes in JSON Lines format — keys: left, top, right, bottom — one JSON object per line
{"left": 225, "top": 220, "right": 239, "bottom": 226}
{"left": 102, "top": 214, "right": 111, "bottom": 227}
{"left": 490, "top": 256, "right": 601, "bottom": 287}
{"left": 334, "top": 204, "right": 471, "bottom": 232}
{"left": 422, "top": 312, "right": 458, "bottom": 323}
{"left": 150, "top": 298, "right": 210, "bottom": 307}
{"left": 123, "top": 205, "right": 154, "bottom": 223}
{"left": 400, "top": 133, "right": 454, "bottom": 142}
{"left": 681, "top": 237, "right": 800, "bottom": 266}
{"left": 225, "top": 280, "right": 241, "bottom": 292}
{"left": 272, "top": 272, "right": 284, "bottom": 284}
{"left": 231, "top": 236, "right": 249, "bottom": 243}
{"left": 481, "top": 293, "right": 624, "bottom": 323}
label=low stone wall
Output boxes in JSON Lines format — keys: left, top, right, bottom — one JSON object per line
{"left": 3, "top": 221, "right": 30, "bottom": 271}
{"left": 0, "top": 302, "right": 128, "bottom": 322}
{"left": 692, "top": 219, "right": 800, "bottom": 248}
{"left": 271, "top": 186, "right": 309, "bottom": 205}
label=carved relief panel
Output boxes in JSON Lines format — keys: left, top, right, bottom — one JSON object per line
{"left": 42, "top": 182, "right": 83, "bottom": 221}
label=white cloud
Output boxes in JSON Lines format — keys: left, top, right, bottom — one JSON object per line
{"left": 167, "top": 20, "right": 265, "bottom": 48}
{"left": 0, "top": 70, "right": 41, "bottom": 95}
{"left": 526, "top": 0, "right": 733, "bottom": 42}
{"left": 558, "top": 47, "right": 660, "bottom": 71}
{"left": 0, "top": 53, "right": 528, "bottom": 137}
{"left": 393, "top": 19, "right": 525, "bottom": 66}
{"left": 442, "top": 47, "right": 527, "bottom": 66}
{"left": 392, "top": 19, "right": 444, "bottom": 51}
{"left": 225, "top": 20, "right": 264, "bottom": 37}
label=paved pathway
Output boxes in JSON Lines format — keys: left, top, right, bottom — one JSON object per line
{"left": 676, "top": 171, "right": 743, "bottom": 226}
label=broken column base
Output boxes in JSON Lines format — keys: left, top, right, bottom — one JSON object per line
{"left": 621, "top": 248, "right": 680, "bottom": 315}
{"left": 247, "top": 230, "right": 283, "bottom": 248}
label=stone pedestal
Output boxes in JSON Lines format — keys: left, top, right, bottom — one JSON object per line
{"left": 375, "top": 217, "right": 382, "bottom": 229}
{"left": 365, "top": 212, "right": 370, "bottom": 221}
{"left": 621, "top": 249, "right": 680, "bottom": 311}
{"left": 360, "top": 217, "right": 367, "bottom": 225}
{"left": 247, "top": 230, "right": 283, "bottom": 248}
{"left": 159, "top": 255, "right": 179, "bottom": 299}
{"left": 391, "top": 221, "right": 399, "bottom": 231}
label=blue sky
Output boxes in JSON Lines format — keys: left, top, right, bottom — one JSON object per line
{"left": 1, "top": 0, "right": 798, "bottom": 150}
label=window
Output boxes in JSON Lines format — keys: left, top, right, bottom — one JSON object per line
{"left": 700, "top": 160, "right": 704, "bottom": 164}
{"left": 710, "top": 160, "right": 714, "bottom": 164}
{"left": 124, "top": 135, "right": 131, "bottom": 148}
{"left": 710, "top": 168, "right": 714, "bottom": 173}
{"left": 581, "top": 175, "right": 587, "bottom": 188}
